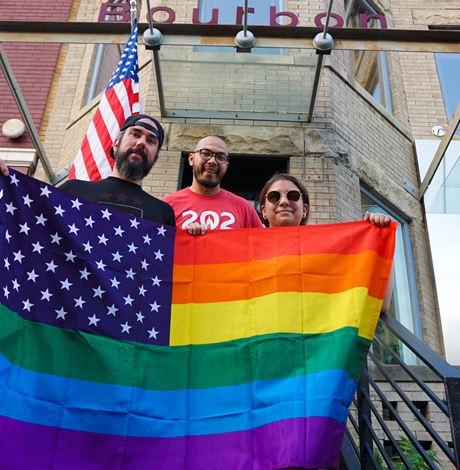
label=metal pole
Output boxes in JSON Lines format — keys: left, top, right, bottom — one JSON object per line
{"left": 445, "top": 377, "right": 460, "bottom": 468}
{"left": 0, "top": 43, "right": 54, "bottom": 183}
{"left": 323, "top": 0, "right": 335, "bottom": 37}
{"left": 243, "top": 0, "right": 249, "bottom": 36}
{"left": 146, "top": 0, "right": 154, "bottom": 34}
{"left": 418, "top": 98, "right": 460, "bottom": 200}
{"left": 151, "top": 50, "right": 166, "bottom": 116}
{"left": 144, "top": 0, "right": 165, "bottom": 115}
{"left": 306, "top": 55, "right": 324, "bottom": 122}
{"left": 357, "top": 362, "right": 373, "bottom": 470}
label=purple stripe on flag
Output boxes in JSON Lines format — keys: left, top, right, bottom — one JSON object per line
{"left": 0, "top": 415, "right": 344, "bottom": 469}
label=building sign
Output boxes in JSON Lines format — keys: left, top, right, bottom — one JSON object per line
{"left": 98, "top": 3, "right": 387, "bottom": 29}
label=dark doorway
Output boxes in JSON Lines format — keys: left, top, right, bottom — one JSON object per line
{"left": 179, "top": 154, "right": 289, "bottom": 210}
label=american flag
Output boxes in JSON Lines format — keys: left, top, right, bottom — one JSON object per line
{"left": 0, "top": 169, "right": 174, "bottom": 346}
{"left": 68, "top": 21, "right": 142, "bottom": 181}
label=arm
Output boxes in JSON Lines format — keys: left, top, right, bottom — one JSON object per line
{"left": 0, "top": 158, "right": 9, "bottom": 177}
{"left": 364, "top": 211, "right": 394, "bottom": 312}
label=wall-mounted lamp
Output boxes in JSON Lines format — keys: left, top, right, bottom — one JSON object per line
{"left": 2, "top": 118, "right": 25, "bottom": 139}
{"left": 431, "top": 125, "right": 446, "bottom": 137}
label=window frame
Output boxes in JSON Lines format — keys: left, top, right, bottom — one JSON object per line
{"left": 361, "top": 185, "right": 423, "bottom": 340}
{"left": 345, "top": 0, "right": 394, "bottom": 114}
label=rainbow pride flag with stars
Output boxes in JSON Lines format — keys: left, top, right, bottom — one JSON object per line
{"left": 0, "top": 170, "right": 395, "bottom": 469}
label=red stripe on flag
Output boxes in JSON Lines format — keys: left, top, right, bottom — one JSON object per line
{"left": 68, "top": 163, "right": 76, "bottom": 179}
{"left": 79, "top": 135, "right": 103, "bottom": 181}
{"left": 92, "top": 108, "right": 115, "bottom": 164}
{"left": 105, "top": 85, "right": 129, "bottom": 129}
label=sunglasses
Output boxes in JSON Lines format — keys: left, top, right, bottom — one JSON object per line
{"left": 266, "top": 190, "right": 302, "bottom": 204}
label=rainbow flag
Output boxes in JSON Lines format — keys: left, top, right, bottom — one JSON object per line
{"left": 0, "top": 170, "right": 395, "bottom": 469}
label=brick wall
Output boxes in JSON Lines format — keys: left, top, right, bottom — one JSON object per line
{"left": 0, "top": 0, "right": 74, "bottom": 151}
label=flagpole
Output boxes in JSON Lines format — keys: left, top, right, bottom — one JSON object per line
{"left": 130, "top": 0, "right": 137, "bottom": 31}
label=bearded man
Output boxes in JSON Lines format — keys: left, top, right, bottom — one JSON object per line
{"left": 58, "top": 115, "right": 175, "bottom": 226}
{"left": 161, "top": 136, "right": 262, "bottom": 234}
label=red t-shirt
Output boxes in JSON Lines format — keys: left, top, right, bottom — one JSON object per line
{"left": 162, "top": 188, "right": 263, "bottom": 230}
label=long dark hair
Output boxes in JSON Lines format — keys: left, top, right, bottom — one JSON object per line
{"left": 259, "top": 173, "right": 310, "bottom": 227}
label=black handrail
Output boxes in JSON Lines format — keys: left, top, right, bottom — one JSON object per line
{"left": 339, "top": 313, "right": 460, "bottom": 470}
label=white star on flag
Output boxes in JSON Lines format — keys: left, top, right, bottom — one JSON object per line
{"left": 148, "top": 327, "right": 159, "bottom": 339}
{"left": 56, "top": 308, "right": 68, "bottom": 320}
{"left": 71, "top": 199, "right": 82, "bottom": 210}
{"left": 27, "top": 270, "right": 39, "bottom": 282}
{"left": 54, "top": 205, "right": 65, "bottom": 216}
{"left": 23, "top": 194, "right": 33, "bottom": 207}
{"left": 32, "top": 241, "right": 44, "bottom": 254}
{"left": 35, "top": 213, "right": 47, "bottom": 225}
{"left": 88, "top": 314, "right": 101, "bottom": 326}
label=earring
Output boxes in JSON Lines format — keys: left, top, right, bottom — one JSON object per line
{"left": 302, "top": 214, "right": 306, "bottom": 218}
{"left": 263, "top": 215, "right": 267, "bottom": 219}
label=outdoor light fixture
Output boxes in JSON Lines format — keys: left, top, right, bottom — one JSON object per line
{"left": 143, "top": 0, "right": 163, "bottom": 50}
{"left": 431, "top": 126, "right": 446, "bottom": 137}
{"left": 143, "top": 27, "right": 163, "bottom": 50}
{"left": 234, "top": 0, "right": 255, "bottom": 52}
{"left": 234, "top": 30, "right": 256, "bottom": 50}
{"left": 2, "top": 118, "right": 25, "bottom": 139}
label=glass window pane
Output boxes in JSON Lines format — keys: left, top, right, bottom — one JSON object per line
{"left": 199, "top": 0, "right": 283, "bottom": 25}
{"left": 160, "top": 45, "right": 317, "bottom": 116}
{"left": 435, "top": 53, "right": 460, "bottom": 123}
{"left": 361, "top": 192, "right": 418, "bottom": 365}
{"left": 197, "top": 0, "right": 286, "bottom": 54}
{"left": 346, "top": 1, "right": 393, "bottom": 113}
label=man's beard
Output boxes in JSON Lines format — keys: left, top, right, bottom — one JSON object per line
{"left": 192, "top": 162, "right": 224, "bottom": 189}
{"left": 114, "top": 147, "right": 154, "bottom": 181}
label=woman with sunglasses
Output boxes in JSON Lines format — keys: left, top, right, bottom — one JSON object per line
{"left": 259, "top": 173, "right": 310, "bottom": 228}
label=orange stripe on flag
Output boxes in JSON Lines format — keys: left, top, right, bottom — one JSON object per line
{"left": 172, "top": 250, "right": 392, "bottom": 304}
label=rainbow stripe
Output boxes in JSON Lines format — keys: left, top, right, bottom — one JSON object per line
{"left": 0, "top": 221, "right": 395, "bottom": 469}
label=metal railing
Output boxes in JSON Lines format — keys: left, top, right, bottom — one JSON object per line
{"left": 340, "top": 312, "right": 460, "bottom": 469}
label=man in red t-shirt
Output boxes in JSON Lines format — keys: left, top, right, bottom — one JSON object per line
{"left": 162, "top": 136, "right": 263, "bottom": 233}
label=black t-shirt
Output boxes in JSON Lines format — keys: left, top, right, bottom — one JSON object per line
{"left": 59, "top": 177, "right": 176, "bottom": 227}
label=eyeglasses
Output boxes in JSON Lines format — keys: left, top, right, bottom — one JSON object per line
{"left": 266, "top": 190, "right": 302, "bottom": 204}
{"left": 193, "top": 148, "right": 229, "bottom": 164}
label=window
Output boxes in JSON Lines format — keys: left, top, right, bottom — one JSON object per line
{"left": 361, "top": 188, "right": 422, "bottom": 365}
{"left": 86, "top": 44, "right": 124, "bottom": 104}
{"left": 198, "top": 0, "right": 286, "bottom": 26}
{"left": 345, "top": 0, "right": 393, "bottom": 113}
{"left": 435, "top": 53, "right": 460, "bottom": 123}
{"left": 86, "top": 0, "right": 140, "bottom": 104}
{"left": 197, "top": 0, "right": 286, "bottom": 55}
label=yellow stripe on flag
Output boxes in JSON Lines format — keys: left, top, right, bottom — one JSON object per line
{"left": 170, "top": 287, "right": 382, "bottom": 346}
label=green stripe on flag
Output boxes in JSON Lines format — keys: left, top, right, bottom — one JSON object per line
{"left": 0, "top": 302, "right": 370, "bottom": 390}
